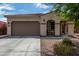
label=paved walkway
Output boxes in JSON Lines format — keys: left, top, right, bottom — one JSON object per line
{"left": 0, "top": 37, "right": 40, "bottom": 56}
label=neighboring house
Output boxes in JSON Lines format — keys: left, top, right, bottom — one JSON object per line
{"left": 5, "top": 13, "right": 74, "bottom": 36}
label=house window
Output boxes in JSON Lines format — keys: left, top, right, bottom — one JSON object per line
{"left": 43, "top": 19, "right": 45, "bottom": 22}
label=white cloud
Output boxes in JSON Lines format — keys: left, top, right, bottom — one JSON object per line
{"left": 43, "top": 10, "right": 50, "bottom": 13}
{"left": 34, "top": 3, "right": 49, "bottom": 9}
{"left": 0, "top": 3, "right": 15, "bottom": 10}
{"left": 0, "top": 10, "right": 5, "bottom": 15}
{"left": 0, "top": 10, "right": 12, "bottom": 15}
{"left": 0, "top": 3, "right": 15, "bottom": 15}
{"left": 0, "top": 18, "right": 7, "bottom": 22}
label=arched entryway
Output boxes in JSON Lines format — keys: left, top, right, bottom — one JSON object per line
{"left": 47, "top": 20, "right": 55, "bottom": 36}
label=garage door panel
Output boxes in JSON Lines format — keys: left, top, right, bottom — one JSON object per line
{"left": 11, "top": 21, "right": 40, "bottom": 36}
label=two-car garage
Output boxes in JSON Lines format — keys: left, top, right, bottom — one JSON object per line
{"left": 11, "top": 21, "right": 40, "bottom": 36}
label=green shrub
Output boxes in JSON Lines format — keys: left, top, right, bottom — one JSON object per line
{"left": 62, "top": 38, "right": 73, "bottom": 46}
{"left": 54, "top": 43, "right": 74, "bottom": 56}
{"left": 54, "top": 38, "right": 75, "bottom": 56}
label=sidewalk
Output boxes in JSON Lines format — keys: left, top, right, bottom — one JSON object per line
{"left": 72, "top": 33, "right": 79, "bottom": 39}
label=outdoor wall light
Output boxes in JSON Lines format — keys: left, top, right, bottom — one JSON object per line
{"left": 8, "top": 22, "right": 9, "bottom": 24}
{"left": 43, "top": 19, "right": 45, "bottom": 22}
{"left": 8, "top": 22, "right": 11, "bottom": 27}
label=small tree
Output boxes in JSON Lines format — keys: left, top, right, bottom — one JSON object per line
{"left": 45, "top": 3, "right": 79, "bottom": 28}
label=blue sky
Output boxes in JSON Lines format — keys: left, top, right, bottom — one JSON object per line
{"left": 0, "top": 3, "right": 52, "bottom": 22}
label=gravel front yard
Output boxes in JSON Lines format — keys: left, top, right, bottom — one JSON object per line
{"left": 41, "top": 37, "right": 79, "bottom": 56}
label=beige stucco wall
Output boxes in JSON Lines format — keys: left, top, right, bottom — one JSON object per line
{"left": 40, "top": 13, "right": 61, "bottom": 23}
{"left": 7, "top": 13, "right": 62, "bottom": 36}
{"left": 6, "top": 13, "right": 74, "bottom": 36}
{"left": 40, "top": 13, "right": 61, "bottom": 36}
{"left": 7, "top": 17, "right": 40, "bottom": 22}
{"left": 7, "top": 21, "right": 11, "bottom": 36}
{"left": 67, "top": 21, "right": 74, "bottom": 36}
{"left": 55, "top": 23, "right": 60, "bottom": 36}
{"left": 7, "top": 16, "right": 41, "bottom": 36}
{"left": 40, "top": 23, "right": 47, "bottom": 36}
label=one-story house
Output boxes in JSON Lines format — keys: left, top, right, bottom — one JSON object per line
{"left": 5, "top": 13, "right": 74, "bottom": 36}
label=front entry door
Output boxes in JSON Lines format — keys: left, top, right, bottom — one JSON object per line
{"left": 47, "top": 20, "right": 55, "bottom": 36}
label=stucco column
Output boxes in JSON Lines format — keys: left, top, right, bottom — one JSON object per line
{"left": 55, "top": 22, "right": 60, "bottom": 36}
{"left": 7, "top": 21, "right": 11, "bottom": 36}
{"left": 40, "top": 23, "right": 47, "bottom": 36}
{"left": 67, "top": 21, "right": 74, "bottom": 36}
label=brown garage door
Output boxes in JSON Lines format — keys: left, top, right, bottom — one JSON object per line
{"left": 11, "top": 21, "right": 40, "bottom": 36}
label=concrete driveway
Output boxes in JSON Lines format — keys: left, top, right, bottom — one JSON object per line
{"left": 0, "top": 37, "right": 40, "bottom": 56}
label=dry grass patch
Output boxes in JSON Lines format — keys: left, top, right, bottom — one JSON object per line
{"left": 41, "top": 38, "right": 62, "bottom": 56}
